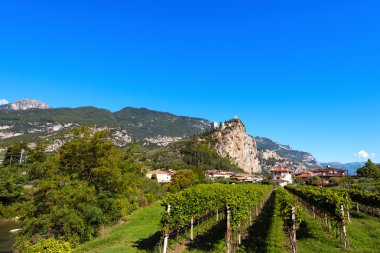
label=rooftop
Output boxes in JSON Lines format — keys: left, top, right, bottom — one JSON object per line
{"left": 270, "top": 168, "right": 290, "bottom": 172}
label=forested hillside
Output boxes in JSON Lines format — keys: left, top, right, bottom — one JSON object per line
{"left": 0, "top": 106, "right": 210, "bottom": 146}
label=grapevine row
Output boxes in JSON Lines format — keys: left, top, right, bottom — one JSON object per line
{"left": 285, "top": 186, "right": 351, "bottom": 223}
{"left": 285, "top": 185, "right": 351, "bottom": 248}
{"left": 160, "top": 184, "right": 272, "bottom": 252}
{"left": 275, "top": 187, "right": 303, "bottom": 253}
{"left": 161, "top": 184, "right": 272, "bottom": 232}
{"left": 344, "top": 188, "right": 380, "bottom": 208}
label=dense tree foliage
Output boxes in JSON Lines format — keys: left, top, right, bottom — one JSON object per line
{"left": 0, "top": 127, "right": 165, "bottom": 250}
{"left": 148, "top": 137, "right": 243, "bottom": 182}
{"left": 27, "top": 238, "right": 72, "bottom": 253}
{"left": 169, "top": 169, "right": 198, "bottom": 191}
{"left": 357, "top": 159, "right": 380, "bottom": 179}
{"left": 0, "top": 125, "right": 251, "bottom": 251}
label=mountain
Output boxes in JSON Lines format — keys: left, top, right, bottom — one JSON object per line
{"left": 0, "top": 99, "right": 50, "bottom": 110}
{"left": 0, "top": 99, "right": 322, "bottom": 174}
{"left": 114, "top": 107, "right": 210, "bottom": 143}
{"left": 0, "top": 102, "right": 210, "bottom": 146}
{"left": 147, "top": 118, "right": 258, "bottom": 174}
{"left": 211, "top": 119, "right": 260, "bottom": 173}
{"left": 255, "top": 136, "right": 321, "bottom": 169}
{"left": 258, "top": 149, "right": 313, "bottom": 175}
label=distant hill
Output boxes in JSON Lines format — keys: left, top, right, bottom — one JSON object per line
{"left": 0, "top": 101, "right": 210, "bottom": 146}
{"left": 114, "top": 107, "right": 210, "bottom": 141}
{"left": 0, "top": 99, "right": 326, "bottom": 174}
{"left": 255, "top": 136, "right": 321, "bottom": 168}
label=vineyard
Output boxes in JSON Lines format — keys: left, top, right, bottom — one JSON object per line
{"left": 157, "top": 184, "right": 380, "bottom": 253}
{"left": 160, "top": 184, "right": 273, "bottom": 253}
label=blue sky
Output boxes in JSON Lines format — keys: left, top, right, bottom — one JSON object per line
{"left": 0, "top": 1, "right": 379, "bottom": 163}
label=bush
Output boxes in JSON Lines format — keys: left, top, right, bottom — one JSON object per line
{"left": 27, "top": 238, "right": 72, "bottom": 253}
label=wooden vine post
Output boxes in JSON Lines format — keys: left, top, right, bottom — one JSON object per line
{"left": 346, "top": 196, "right": 351, "bottom": 223}
{"left": 340, "top": 205, "right": 349, "bottom": 249}
{"left": 291, "top": 206, "right": 297, "bottom": 253}
{"left": 226, "top": 206, "right": 231, "bottom": 253}
{"left": 190, "top": 217, "right": 194, "bottom": 241}
{"left": 162, "top": 205, "right": 171, "bottom": 253}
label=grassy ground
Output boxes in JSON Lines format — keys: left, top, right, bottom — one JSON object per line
{"left": 182, "top": 219, "right": 227, "bottom": 253}
{"left": 73, "top": 196, "right": 380, "bottom": 253}
{"left": 348, "top": 211, "right": 380, "bottom": 253}
{"left": 241, "top": 191, "right": 289, "bottom": 253}
{"left": 74, "top": 202, "right": 163, "bottom": 253}
{"left": 296, "top": 208, "right": 343, "bottom": 253}
{"left": 183, "top": 191, "right": 289, "bottom": 253}
{"left": 296, "top": 206, "right": 380, "bottom": 253}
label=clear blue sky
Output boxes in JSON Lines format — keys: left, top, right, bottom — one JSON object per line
{"left": 0, "top": 1, "right": 379, "bottom": 163}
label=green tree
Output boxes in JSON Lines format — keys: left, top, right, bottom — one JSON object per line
{"left": 2, "top": 142, "right": 28, "bottom": 166}
{"left": 305, "top": 176, "right": 321, "bottom": 185}
{"left": 58, "top": 127, "right": 125, "bottom": 192}
{"left": 27, "top": 141, "right": 47, "bottom": 163}
{"left": 357, "top": 159, "right": 380, "bottom": 179}
{"left": 170, "top": 169, "right": 198, "bottom": 191}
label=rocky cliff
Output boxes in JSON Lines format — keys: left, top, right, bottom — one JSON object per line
{"left": 258, "top": 149, "right": 311, "bottom": 175}
{"left": 255, "top": 136, "right": 321, "bottom": 168}
{"left": 212, "top": 119, "right": 261, "bottom": 174}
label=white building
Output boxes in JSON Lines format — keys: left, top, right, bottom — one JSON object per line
{"left": 146, "top": 170, "right": 176, "bottom": 183}
{"left": 270, "top": 168, "right": 293, "bottom": 186}
{"left": 211, "top": 122, "right": 219, "bottom": 130}
{"left": 205, "top": 170, "right": 234, "bottom": 180}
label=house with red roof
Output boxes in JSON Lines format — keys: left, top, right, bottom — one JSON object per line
{"left": 270, "top": 168, "right": 293, "bottom": 186}
{"left": 310, "top": 166, "right": 347, "bottom": 184}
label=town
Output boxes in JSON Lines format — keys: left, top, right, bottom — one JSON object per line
{"left": 146, "top": 166, "right": 349, "bottom": 186}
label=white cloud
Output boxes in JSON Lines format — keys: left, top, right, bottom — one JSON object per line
{"left": 355, "top": 150, "right": 375, "bottom": 159}
{"left": 0, "top": 99, "right": 9, "bottom": 105}
{"left": 358, "top": 150, "right": 369, "bottom": 158}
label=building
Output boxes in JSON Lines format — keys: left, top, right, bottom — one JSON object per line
{"left": 146, "top": 170, "right": 176, "bottom": 183}
{"left": 205, "top": 170, "right": 234, "bottom": 180}
{"left": 270, "top": 168, "right": 293, "bottom": 186}
{"left": 294, "top": 172, "right": 312, "bottom": 182}
{"left": 230, "top": 173, "right": 253, "bottom": 182}
{"left": 205, "top": 170, "right": 263, "bottom": 183}
{"left": 211, "top": 122, "right": 219, "bottom": 130}
{"left": 310, "top": 166, "right": 347, "bottom": 184}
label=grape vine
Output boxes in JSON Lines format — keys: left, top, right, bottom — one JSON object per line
{"left": 161, "top": 184, "right": 272, "bottom": 233}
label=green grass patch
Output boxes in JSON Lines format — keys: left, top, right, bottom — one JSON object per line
{"left": 348, "top": 211, "right": 380, "bottom": 253}
{"left": 74, "top": 202, "right": 163, "bottom": 253}
{"left": 240, "top": 191, "right": 289, "bottom": 253}
{"left": 297, "top": 208, "right": 342, "bottom": 253}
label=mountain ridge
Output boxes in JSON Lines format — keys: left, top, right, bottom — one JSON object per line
{"left": 0, "top": 103, "right": 210, "bottom": 146}
{"left": 0, "top": 99, "right": 322, "bottom": 173}
{"left": 255, "top": 136, "right": 321, "bottom": 169}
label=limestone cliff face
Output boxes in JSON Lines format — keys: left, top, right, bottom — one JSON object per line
{"left": 212, "top": 119, "right": 261, "bottom": 174}
{"left": 258, "top": 149, "right": 310, "bottom": 174}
